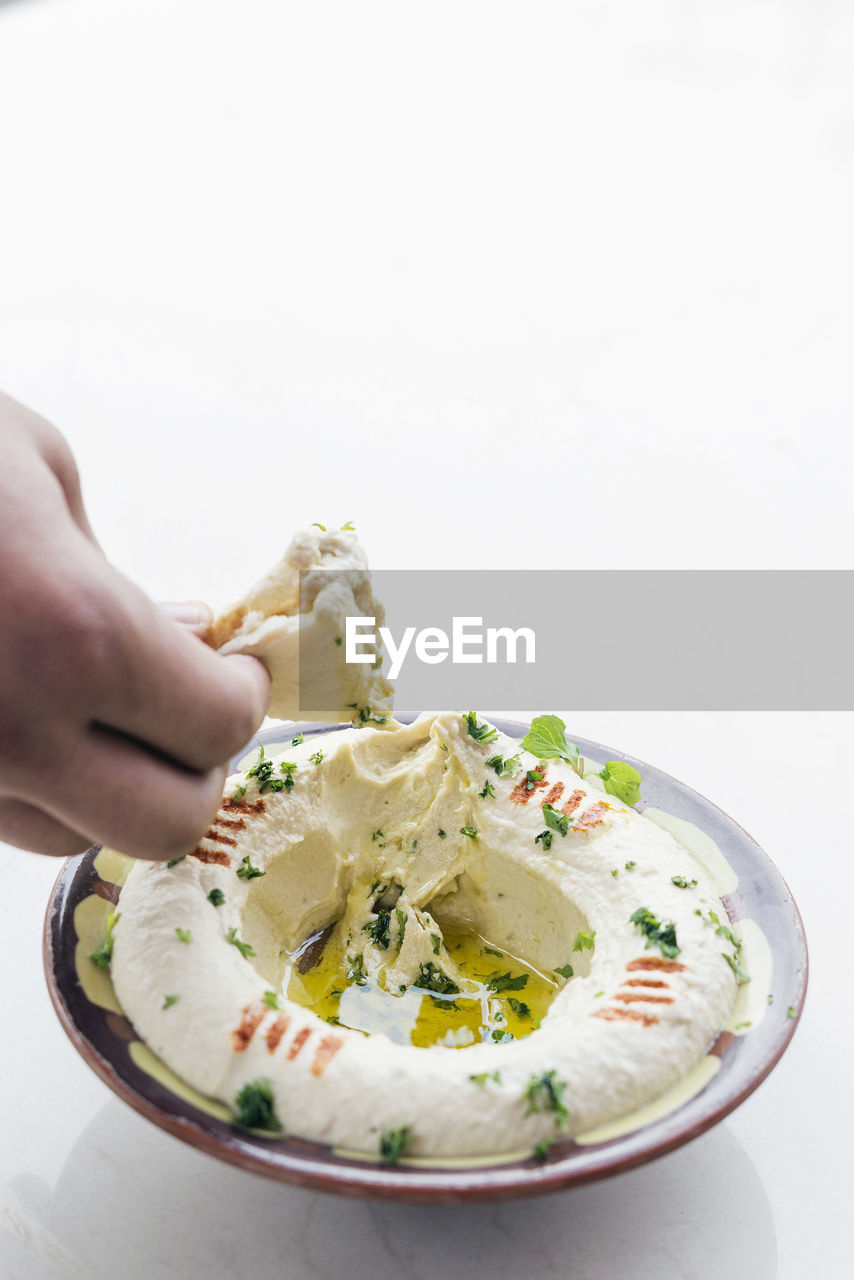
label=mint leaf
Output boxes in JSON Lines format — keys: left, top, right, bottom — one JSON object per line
{"left": 598, "top": 760, "right": 642, "bottom": 806}
{"left": 520, "top": 714, "right": 579, "bottom": 767}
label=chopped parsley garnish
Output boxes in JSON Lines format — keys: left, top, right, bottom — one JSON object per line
{"left": 460, "top": 825, "right": 478, "bottom": 840}
{"left": 611, "top": 869, "right": 619, "bottom": 877}
{"left": 311, "top": 522, "right": 327, "bottom": 531}
{"left": 326, "top": 1014, "right": 341, "bottom": 1025}
{"left": 236, "top": 855, "right": 265, "bottom": 880}
{"left": 571, "top": 930, "right": 596, "bottom": 953}
{"left": 535, "top": 830, "right": 553, "bottom": 851}
{"left": 309, "top": 750, "right": 325, "bottom": 766}
{"left": 533, "top": 1138, "right": 554, "bottom": 1160}
{"left": 525, "top": 768, "right": 545, "bottom": 791}
{"left": 291, "top": 733, "right": 304, "bottom": 745}
{"left": 368, "top": 878, "right": 387, "bottom": 898}
{"left": 483, "top": 945, "right": 504, "bottom": 958}
{"left": 597, "top": 760, "right": 643, "bottom": 806}
{"left": 543, "top": 803, "right": 571, "bottom": 837}
{"left": 279, "top": 762, "right": 297, "bottom": 790}
{"left": 696, "top": 908, "right": 743, "bottom": 951}
{"left": 437, "top": 829, "right": 447, "bottom": 839}
{"left": 735, "top": 1020, "right": 752, "bottom": 1030}
{"left": 207, "top": 888, "right": 225, "bottom": 907}
{"left": 485, "top": 753, "right": 522, "bottom": 778}
{"left": 232, "top": 784, "right": 247, "bottom": 801}
{"left": 768, "top": 994, "right": 774, "bottom": 1005}
{"left": 671, "top": 875, "right": 697, "bottom": 889}
{"left": 162, "top": 994, "right": 179, "bottom": 1009}
{"left": 629, "top": 908, "right": 679, "bottom": 958}
{"left": 464, "top": 712, "right": 499, "bottom": 744}
{"left": 470, "top": 1070, "right": 502, "bottom": 1085}
{"left": 486, "top": 971, "right": 528, "bottom": 993}
{"left": 508, "top": 997, "right": 531, "bottom": 1019}
{"left": 227, "top": 927, "right": 256, "bottom": 958}
{"left": 233, "top": 1079, "right": 281, "bottom": 1132}
{"left": 491, "top": 1030, "right": 515, "bottom": 1043}
{"left": 430, "top": 933, "right": 441, "bottom": 955}
{"left": 166, "top": 855, "right": 185, "bottom": 867}
{"left": 362, "top": 912, "right": 392, "bottom": 950}
{"left": 722, "top": 952, "right": 751, "bottom": 984}
{"left": 520, "top": 714, "right": 582, "bottom": 775}
{"left": 416, "top": 962, "right": 459, "bottom": 995}
{"left": 554, "top": 964, "right": 574, "bottom": 979}
{"left": 395, "top": 907, "right": 407, "bottom": 941}
{"left": 244, "top": 745, "right": 287, "bottom": 793}
{"left": 522, "top": 1070, "right": 569, "bottom": 1131}
{"left": 263, "top": 990, "right": 281, "bottom": 1010}
{"left": 340, "top": 520, "right": 355, "bottom": 531}
{"left": 175, "top": 927, "right": 192, "bottom": 945}
{"left": 346, "top": 954, "right": 367, "bottom": 985}
{"left": 625, "top": 861, "right": 637, "bottom": 871}
{"left": 787, "top": 1005, "right": 798, "bottom": 1019}
{"left": 356, "top": 706, "right": 387, "bottom": 726}
{"left": 479, "top": 779, "right": 496, "bottom": 798}
{"left": 379, "top": 1126, "right": 412, "bottom": 1164}
{"left": 89, "top": 910, "right": 120, "bottom": 969}
{"left": 371, "top": 830, "right": 384, "bottom": 841}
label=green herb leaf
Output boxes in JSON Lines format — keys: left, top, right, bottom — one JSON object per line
{"left": 533, "top": 1138, "right": 554, "bottom": 1161}
{"left": 233, "top": 1079, "right": 281, "bottom": 1132}
{"left": 479, "top": 779, "right": 496, "bottom": 798}
{"left": 571, "top": 930, "right": 596, "bottom": 953}
{"left": 379, "top": 1126, "right": 412, "bottom": 1164}
{"left": 291, "top": 733, "right": 305, "bottom": 745}
{"left": 309, "top": 750, "right": 325, "bottom": 766}
{"left": 89, "top": 910, "right": 120, "bottom": 969}
{"left": 236, "top": 855, "right": 265, "bottom": 880}
{"left": 508, "top": 997, "right": 531, "bottom": 1019}
{"left": 464, "top": 712, "right": 498, "bottom": 744}
{"left": 175, "top": 927, "right": 192, "bottom": 945}
{"left": 486, "top": 971, "right": 529, "bottom": 993}
{"left": 535, "top": 830, "right": 553, "bottom": 851}
{"left": 372, "top": 829, "right": 384, "bottom": 841}
{"left": 522, "top": 1070, "right": 570, "bottom": 1131}
{"left": 485, "top": 753, "right": 522, "bottom": 778}
{"left": 207, "top": 888, "right": 225, "bottom": 907}
{"left": 346, "top": 953, "right": 367, "bottom": 985}
{"left": 460, "top": 825, "right": 478, "bottom": 840}
{"left": 395, "top": 907, "right": 407, "bottom": 941}
{"left": 520, "top": 715, "right": 580, "bottom": 768}
{"left": 671, "top": 875, "right": 697, "bottom": 889}
{"left": 470, "top": 1070, "right": 502, "bottom": 1085}
{"left": 554, "top": 963, "right": 574, "bottom": 979}
{"left": 625, "top": 860, "right": 637, "bottom": 871}
{"left": 597, "top": 760, "right": 642, "bottom": 806}
{"left": 437, "top": 829, "right": 447, "bottom": 839}
{"left": 416, "top": 962, "right": 459, "bottom": 995}
{"left": 722, "top": 951, "right": 751, "bottom": 984}
{"left": 629, "top": 908, "right": 679, "bottom": 958}
{"left": 362, "top": 912, "right": 392, "bottom": 950}
{"left": 227, "top": 927, "right": 256, "bottom": 958}
{"left": 263, "top": 990, "right": 281, "bottom": 1010}
{"left": 166, "top": 855, "right": 186, "bottom": 868}
{"left": 162, "top": 994, "right": 179, "bottom": 1010}
{"left": 430, "top": 933, "right": 442, "bottom": 955}
{"left": 543, "top": 803, "right": 571, "bottom": 837}
{"left": 483, "top": 946, "right": 504, "bottom": 958}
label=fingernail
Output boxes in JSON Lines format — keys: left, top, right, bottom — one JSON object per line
{"left": 159, "top": 601, "right": 212, "bottom": 626}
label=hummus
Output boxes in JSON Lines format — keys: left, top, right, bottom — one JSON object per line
{"left": 110, "top": 712, "right": 741, "bottom": 1160}
{"left": 203, "top": 526, "right": 393, "bottom": 726}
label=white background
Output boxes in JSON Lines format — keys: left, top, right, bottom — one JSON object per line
{"left": 0, "top": 1, "right": 851, "bottom": 1276}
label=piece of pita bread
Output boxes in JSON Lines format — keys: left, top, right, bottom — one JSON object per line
{"left": 202, "top": 527, "right": 394, "bottom": 725}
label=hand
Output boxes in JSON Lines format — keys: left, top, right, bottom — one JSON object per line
{"left": 0, "top": 392, "right": 270, "bottom": 860}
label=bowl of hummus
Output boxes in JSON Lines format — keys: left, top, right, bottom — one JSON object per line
{"left": 44, "top": 712, "right": 807, "bottom": 1200}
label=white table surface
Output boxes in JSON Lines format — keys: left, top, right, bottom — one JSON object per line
{"left": 0, "top": 2, "right": 850, "bottom": 1276}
